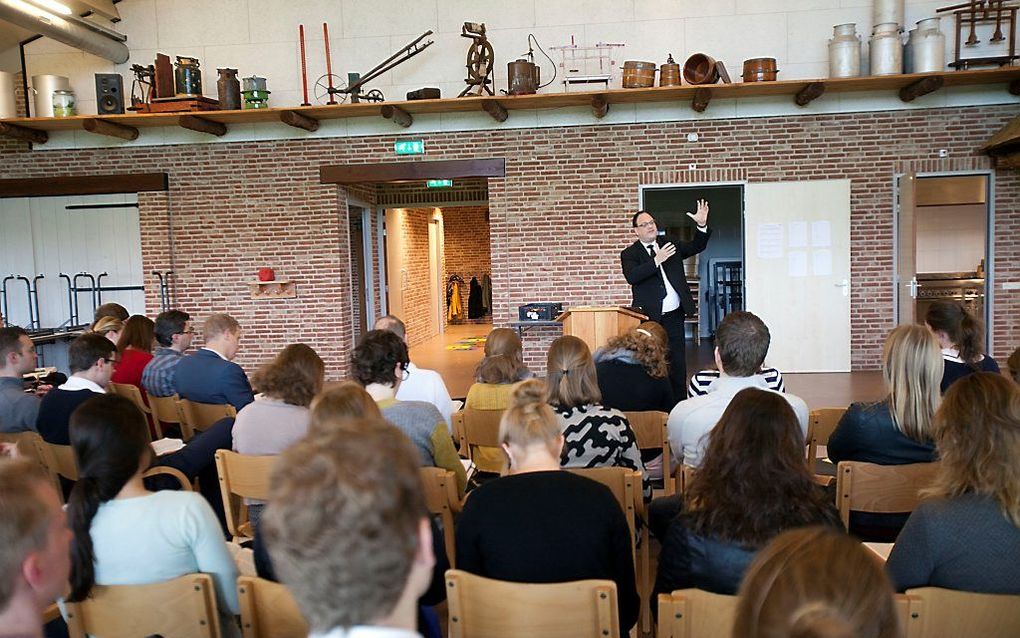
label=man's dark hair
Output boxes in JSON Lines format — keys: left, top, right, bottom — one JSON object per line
{"left": 154, "top": 310, "right": 191, "bottom": 347}
{"left": 374, "top": 315, "right": 407, "bottom": 341}
{"left": 0, "top": 327, "right": 28, "bottom": 361}
{"left": 68, "top": 333, "right": 116, "bottom": 374}
{"left": 631, "top": 210, "right": 653, "bottom": 227}
{"left": 715, "top": 311, "right": 771, "bottom": 377}
{"left": 93, "top": 303, "right": 128, "bottom": 324}
{"left": 351, "top": 330, "right": 409, "bottom": 387}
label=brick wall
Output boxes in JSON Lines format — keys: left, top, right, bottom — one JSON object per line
{"left": 0, "top": 104, "right": 1015, "bottom": 378}
{"left": 443, "top": 205, "right": 491, "bottom": 325}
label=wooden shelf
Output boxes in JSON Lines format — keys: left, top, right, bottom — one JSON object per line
{"left": 248, "top": 280, "right": 295, "bottom": 299}
{"left": 1, "top": 68, "right": 1017, "bottom": 143}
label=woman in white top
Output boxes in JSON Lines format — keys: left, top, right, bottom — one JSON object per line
{"left": 66, "top": 394, "right": 239, "bottom": 635}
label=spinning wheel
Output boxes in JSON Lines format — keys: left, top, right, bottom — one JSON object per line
{"left": 459, "top": 21, "right": 495, "bottom": 97}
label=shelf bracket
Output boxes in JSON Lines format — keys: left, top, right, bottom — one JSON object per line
{"left": 795, "top": 82, "right": 826, "bottom": 107}
{"left": 178, "top": 115, "right": 227, "bottom": 136}
{"left": 0, "top": 122, "right": 48, "bottom": 144}
{"left": 692, "top": 88, "right": 712, "bottom": 113}
{"left": 481, "top": 99, "right": 508, "bottom": 122}
{"left": 1010, "top": 79, "right": 1020, "bottom": 96}
{"left": 591, "top": 94, "right": 609, "bottom": 119}
{"left": 280, "top": 110, "right": 319, "bottom": 132}
{"left": 899, "top": 75, "right": 944, "bottom": 102}
{"left": 82, "top": 118, "right": 139, "bottom": 141}
{"left": 380, "top": 104, "right": 412, "bottom": 128}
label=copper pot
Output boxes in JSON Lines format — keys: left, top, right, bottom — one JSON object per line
{"left": 660, "top": 54, "right": 681, "bottom": 86}
{"left": 742, "top": 57, "right": 778, "bottom": 82}
{"left": 683, "top": 53, "right": 719, "bottom": 85}
{"left": 622, "top": 60, "right": 656, "bottom": 88}
{"left": 507, "top": 59, "right": 540, "bottom": 95}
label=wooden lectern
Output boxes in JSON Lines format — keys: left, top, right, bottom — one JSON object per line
{"left": 555, "top": 306, "right": 648, "bottom": 353}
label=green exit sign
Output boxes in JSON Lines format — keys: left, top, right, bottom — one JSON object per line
{"left": 427, "top": 179, "right": 453, "bottom": 188}
{"left": 394, "top": 139, "right": 425, "bottom": 155}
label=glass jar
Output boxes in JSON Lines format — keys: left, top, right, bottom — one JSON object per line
{"left": 52, "top": 89, "right": 76, "bottom": 117}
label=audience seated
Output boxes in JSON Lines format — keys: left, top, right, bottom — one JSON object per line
{"left": 1010, "top": 347, "right": 1020, "bottom": 384}
{"left": 92, "top": 302, "right": 128, "bottom": 326}
{"left": 733, "top": 527, "right": 901, "bottom": 638}
{"left": 454, "top": 380, "right": 640, "bottom": 632}
{"left": 375, "top": 315, "right": 455, "bottom": 429}
{"left": 668, "top": 311, "right": 808, "bottom": 468}
{"left": 262, "top": 417, "right": 438, "bottom": 637}
{"left": 547, "top": 335, "right": 650, "bottom": 498}
{"left": 828, "top": 324, "right": 940, "bottom": 541}
{"left": 0, "top": 327, "right": 45, "bottom": 433}
{"left": 175, "top": 313, "right": 255, "bottom": 411}
{"left": 886, "top": 372, "right": 1020, "bottom": 594}
{"left": 925, "top": 300, "right": 999, "bottom": 393}
{"left": 463, "top": 327, "right": 532, "bottom": 473}
{"left": 594, "top": 321, "right": 674, "bottom": 413}
{"left": 688, "top": 365, "right": 785, "bottom": 397}
{"left": 65, "top": 395, "right": 239, "bottom": 636}
{"left": 110, "top": 315, "right": 155, "bottom": 390}
{"left": 141, "top": 310, "right": 193, "bottom": 398}
{"left": 653, "top": 388, "right": 841, "bottom": 599}
{"left": 89, "top": 316, "right": 123, "bottom": 344}
{"left": 0, "top": 457, "right": 73, "bottom": 638}
{"left": 352, "top": 330, "right": 467, "bottom": 495}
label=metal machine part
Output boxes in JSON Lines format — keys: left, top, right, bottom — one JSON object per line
{"left": 316, "top": 29, "right": 434, "bottom": 104}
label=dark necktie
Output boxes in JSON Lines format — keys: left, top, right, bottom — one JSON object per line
{"left": 647, "top": 245, "right": 655, "bottom": 260}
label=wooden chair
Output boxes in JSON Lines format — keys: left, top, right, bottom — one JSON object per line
{"left": 108, "top": 382, "right": 160, "bottom": 440}
{"left": 149, "top": 393, "right": 189, "bottom": 440}
{"left": 64, "top": 573, "right": 222, "bottom": 638}
{"left": 215, "top": 450, "right": 275, "bottom": 542}
{"left": 459, "top": 408, "right": 504, "bottom": 464}
{"left": 420, "top": 466, "right": 463, "bottom": 568}
{"left": 445, "top": 569, "right": 620, "bottom": 638}
{"left": 34, "top": 438, "right": 78, "bottom": 483}
{"left": 0, "top": 431, "right": 52, "bottom": 480}
{"left": 835, "top": 461, "right": 940, "bottom": 529}
{"left": 806, "top": 407, "right": 846, "bottom": 465}
{"left": 624, "top": 410, "right": 672, "bottom": 497}
{"left": 237, "top": 576, "right": 307, "bottom": 638}
{"left": 143, "top": 465, "right": 194, "bottom": 491}
{"left": 178, "top": 398, "right": 236, "bottom": 435}
{"left": 902, "top": 587, "right": 1020, "bottom": 638}
{"left": 673, "top": 464, "right": 697, "bottom": 497}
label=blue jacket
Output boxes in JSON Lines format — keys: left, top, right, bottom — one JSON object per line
{"left": 175, "top": 348, "right": 254, "bottom": 411}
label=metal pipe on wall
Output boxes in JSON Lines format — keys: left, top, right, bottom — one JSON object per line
{"left": 0, "top": 0, "right": 128, "bottom": 63}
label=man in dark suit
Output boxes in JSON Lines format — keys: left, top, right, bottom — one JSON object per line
{"left": 621, "top": 200, "right": 711, "bottom": 399}
{"left": 175, "top": 313, "right": 254, "bottom": 411}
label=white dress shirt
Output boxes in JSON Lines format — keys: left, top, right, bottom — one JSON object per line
{"left": 396, "top": 362, "right": 455, "bottom": 431}
{"left": 311, "top": 627, "right": 422, "bottom": 638}
{"left": 642, "top": 241, "right": 682, "bottom": 313}
{"left": 58, "top": 376, "right": 105, "bottom": 394}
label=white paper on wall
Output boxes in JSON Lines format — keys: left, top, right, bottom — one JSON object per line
{"left": 812, "top": 249, "right": 833, "bottom": 276}
{"left": 811, "top": 220, "right": 831, "bottom": 247}
{"left": 788, "top": 251, "right": 808, "bottom": 277}
{"left": 788, "top": 221, "right": 808, "bottom": 248}
{"left": 757, "top": 223, "right": 784, "bottom": 259}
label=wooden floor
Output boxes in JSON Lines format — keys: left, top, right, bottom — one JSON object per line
{"left": 409, "top": 323, "right": 490, "bottom": 399}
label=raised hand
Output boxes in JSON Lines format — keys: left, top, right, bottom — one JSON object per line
{"left": 686, "top": 199, "right": 710, "bottom": 227}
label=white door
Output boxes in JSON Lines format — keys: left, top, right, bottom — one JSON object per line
{"left": 384, "top": 208, "right": 404, "bottom": 321}
{"left": 744, "top": 180, "right": 851, "bottom": 372}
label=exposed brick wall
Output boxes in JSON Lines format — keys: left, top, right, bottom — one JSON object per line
{"left": 443, "top": 205, "right": 491, "bottom": 325}
{"left": 0, "top": 104, "right": 1015, "bottom": 379}
{"left": 14, "top": 71, "right": 26, "bottom": 117}
{"left": 392, "top": 208, "right": 438, "bottom": 348}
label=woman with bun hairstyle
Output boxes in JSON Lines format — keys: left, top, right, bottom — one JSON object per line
{"left": 925, "top": 300, "right": 999, "bottom": 393}
{"left": 886, "top": 372, "right": 1020, "bottom": 594}
{"left": 733, "top": 526, "right": 902, "bottom": 638}
{"left": 594, "top": 321, "right": 674, "bottom": 413}
{"left": 454, "top": 379, "right": 640, "bottom": 632}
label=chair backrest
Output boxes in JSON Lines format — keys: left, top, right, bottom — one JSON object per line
{"left": 460, "top": 408, "right": 504, "bottom": 462}
{"left": 64, "top": 573, "right": 222, "bottom": 638}
{"left": 215, "top": 450, "right": 275, "bottom": 541}
{"left": 420, "top": 466, "right": 462, "bottom": 568}
{"left": 108, "top": 382, "right": 160, "bottom": 441}
{"left": 34, "top": 438, "right": 79, "bottom": 483}
{"left": 149, "top": 393, "right": 185, "bottom": 441}
{"left": 806, "top": 407, "right": 846, "bottom": 463}
{"left": 625, "top": 410, "right": 672, "bottom": 496}
{"left": 445, "top": 569, "right": 620, "bottom": 638}
{"left": 902, "top": 587, "right": 1020, "bottom": 638}
{"left": 0, "top": 431, "right": 61, "bottom": 496}
{"left": 237, "top": 576, "right": 308, "bottom": 638}
{"left": 675, "top": 465, "right": 697, "bottom": 497}
{"left": 835, "top": 461, "right": 940, "bottom": 529}
{"left": 179, "top": 398, "right": 236, "bottom": 434}
{"left": 143, "top": 465, "right": 194, "bottom": 491}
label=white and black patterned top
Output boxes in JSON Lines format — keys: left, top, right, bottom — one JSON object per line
{"left": 687, "top": 367, "right": 785, "bottom": 397}
{"left": 553, "top": 404, "right": 650, "bottom": 499}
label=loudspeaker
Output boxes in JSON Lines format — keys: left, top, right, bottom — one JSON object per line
{"left": 95, "top": 73, "right": 124, "bottom": 114}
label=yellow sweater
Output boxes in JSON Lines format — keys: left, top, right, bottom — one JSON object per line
{"left": 464, "top": 383, "right": 514, "bottom": 473}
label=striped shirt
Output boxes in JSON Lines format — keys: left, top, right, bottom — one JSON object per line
{"left": 688, "top": 367, "right": 784, "bottom": 397}
{"left": 141, "top": 347, "right": 184, "bottom": 398}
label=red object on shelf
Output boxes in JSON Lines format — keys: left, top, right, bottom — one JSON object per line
{"left": 258, "top": 268, "right": 275, "bottom": 282}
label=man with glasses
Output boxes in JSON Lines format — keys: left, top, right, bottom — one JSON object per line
{"left": 621, "top": 201, "right": 711, "bottom": 400}
{"left": 36, "top": 333, "right": 118, "bottom": 445}
{"left": 0, "top": 327, "right": 47, "bottom": 433}
{"left": 142, "top": 310, "right": 194, "bottom": 398}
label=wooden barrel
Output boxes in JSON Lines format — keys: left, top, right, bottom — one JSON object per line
{"left": 742, "top": 57, "right": 778, "bottom": 82}
{"left": 683, "top": 53, "right": 718, "bottom": 85}
{"left": 622, "top": 61, "right": 656, "bottom": 88}
{"left": 659, "top": 61, "right": 681, "bottom": 86}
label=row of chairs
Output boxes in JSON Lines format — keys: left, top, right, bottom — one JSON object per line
{"left": 107, "top": 383, "right": 237, "bottom": 442}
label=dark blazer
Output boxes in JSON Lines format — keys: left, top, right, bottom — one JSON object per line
{"left": 621, "top": 229, "right": 711, "bottom": 320}
{"left": 174, "top": 348, "right": 254, "bottom": 411}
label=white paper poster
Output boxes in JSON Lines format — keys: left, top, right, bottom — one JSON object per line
{"left": 811, "top": 220, "right": 831, "bottom": 247}
{"left": 788, "top": 251, "right": 808, "bottom": 277}
{"left": 788, "top": 221, "right": 808, "bottom": 248}
{"left": 812, "top": 249, "right": 833, "bottom": 276}
{"left": 757, "top": 223, "right": 784, "bottom": 259}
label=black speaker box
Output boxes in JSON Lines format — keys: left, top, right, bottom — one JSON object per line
{"left": 95, "top": 73, "right": 124, "bottom": 114}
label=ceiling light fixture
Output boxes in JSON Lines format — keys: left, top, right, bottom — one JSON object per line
{"left": 26, "top": 0, "right": 71, "bottom": 14}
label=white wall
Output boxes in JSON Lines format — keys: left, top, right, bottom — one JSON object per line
{"left": 21, "top": 0, "right": 1011, "bottom": 116}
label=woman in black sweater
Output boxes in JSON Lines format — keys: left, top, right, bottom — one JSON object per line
{"left": 454, "top": 379, "right": 640, "bottom": 632}
{"left": 594, "top": 321, "right": 674, "bottom": 414}
{"left": 925, "top": 300, "right": 1000, "bottom": 393}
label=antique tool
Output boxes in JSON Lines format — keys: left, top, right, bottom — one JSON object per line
{"left": 407, "top": 87, "right": 440, "bottom": 100}
{"left": 504, "top": 33, "right": 556, "bottom": 95}
{"left": 315, "top": 30, "right": 434, "bottom": 104}
{"left": 937, "top": 0, "right": 1019, "bottom": 68}
{"left": 217, "top": 68, "right": 241, "bottom": 110}
{"left": 993, "top": 0, "right": 1006, "bottom": 40}
{"left": 299, "top": 24, "right": 311, "bottom": 106}
{"left": 242, "top": 76, "right": 270, "bottom": 109}
{"left": 154, "top": 54, "right": 174, "bottom": 98}
{"left": 659, "top": 54, "right": 680, "bottom": 86}
{"left": 741, "top": 57, "right": 778, "bottom": 82}
{"left": 683, "top": 53, "right": 719, "bottom": 84}
{"left": 967, "top": 1, "right": 980, "bottom": 43}
{"left": 622, "top": 60, "right": 656, "bottom": 88}
{"left": 174, "top": 56, "right": 203, "bottom": 97}
{"left": 459, "top": 22, "right": 494, "bottom": 97}
{"left": 323, "top": 23, "right": 337, "bottom": 105}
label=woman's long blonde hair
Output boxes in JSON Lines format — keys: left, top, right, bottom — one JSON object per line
{"left": 546, "top": 336, "right": 601, "bottom": 408}
{"left": 926, "top": 372, "right": 1020, "bottom": 528}
{"left": 882, "top": 325, "right": 943, "bottom": 442}
{"left": 475, "top": 328, "right": 528, "bottom": 384}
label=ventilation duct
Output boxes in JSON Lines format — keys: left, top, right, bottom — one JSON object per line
{"left": 0, "top": 0, "right": 128, "bottom": 63}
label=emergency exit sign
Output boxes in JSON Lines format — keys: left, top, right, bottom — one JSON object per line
{"left": 394, "top": 139, "right": 425, "bottom": 155}
{"left": 427, "top": 179, "right": 453, "bottom": 188}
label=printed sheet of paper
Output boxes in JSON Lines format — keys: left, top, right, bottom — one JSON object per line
{"left": 757, "top": 223, "right": 784, "bottom": 259}
{"left": 788, "top": 221, "right": 808, "bottom": 248}
{"left": 811, "top": 220, "right": 831, "bottom": 247}
{"left": 812, "top": 249, "right": 833, "bottom": 276}
{"left": 788, "top": 251, "right": 808, "bottom": 277}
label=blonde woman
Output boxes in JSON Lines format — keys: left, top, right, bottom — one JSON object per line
{"left": 828, "top": 325, "right": 942, "bottom": 540}
{"left": 887, "top": 372, "right": 1020, "bottom": 594}
{"left": 733, "top": 527, "right": 902, "bottom": 638}
{"left": 454, "top": 380, "right": 640, "bottom": 632}
{"left": 90, "top": 316, "right": 124, "bottom": 345}
{"left": 546, "top": 335, "right": 649, "bottom": 499}
{"left": 594, "top": 321, "right": 674, "bottom": 413}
